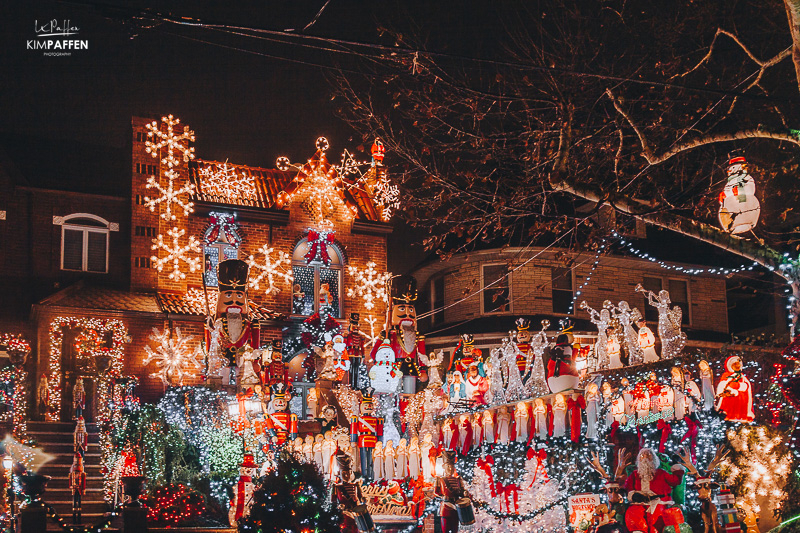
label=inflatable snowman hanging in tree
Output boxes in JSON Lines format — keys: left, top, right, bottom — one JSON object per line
{"left": 718, "top": 153, "right": 760, "bottom": 234}
{"left": 370, "top": 340, "right": 403, "bottom": 393}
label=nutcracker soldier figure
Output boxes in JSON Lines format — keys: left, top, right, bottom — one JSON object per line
{"left": 265, "top": 382, "right": 298, "bottom": 449}
{"left": 332, "top": 450, "right": 373, "bottom": 533}
{"left": 262, "top": 340, "right": 289, "bottom": 388}
{"left": 346, "top": 313, "right": 370, "bottom": 389}
{"left": 350, "top": 387, "right": 384, "bottom": 481}
{"left": 434, "top": 450, "right": 474, "bottom": 533}
{"left": 372, "top": 275, "right": 426, "bottom": 393}
{"left": 514, "top": 318, "right": 532, "bottom": 376}
{"left": 449, "top": 334, "right": 482, "bottom": 375}
{"left": 206, "top": 259, "right": 262, "bottom": 385}
{"left": 69, "top": 453, "right": 86, "bottom": 524}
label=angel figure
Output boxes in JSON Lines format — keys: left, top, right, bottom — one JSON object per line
{"left": 501, "top": 337, "right": 527, "bottom": 401}
{"left": 313, "top": 340, "right": 339, "bottom": 381}
{"left": 419, "top": 349, "right": 445, "bottom": 389}
{"left": 486, "top": 346, "right": 507, "bottom": 404}
{"left": 524, "top": 320, "right": 550, "bottom": 398}
{"left": 614, "top": 301, "right": 645, "bottom": 365}
{"left": 635, "top": 284, "right": 687, "bottom": 359}
{"left": 580, "top": 301, "right": 611, "bottom": 370}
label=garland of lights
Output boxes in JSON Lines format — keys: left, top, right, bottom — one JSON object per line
{"left": 0, "top": 366, "right": 27, "bottom": 442}
{"left": 568, "top": 240, "right": 607, "bottom": 315}
{"left": 46, "top": 317, "right": 127, "bottom": 421}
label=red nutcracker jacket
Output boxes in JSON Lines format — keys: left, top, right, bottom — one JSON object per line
{"left": 345, "top": 332, "right": 365, "bottom": 359}
{"left": 205, "top": 317, "right": 261, "bottom": 361}
{"left": 350, "top": 415, "right": 384, "bottom": 448}
{"left": 516, "top": 343, "right": 531, "bottom": 374}
{"left": 265, "top": 411, "right": 298, "bottom": 446}
{"left": 372, "top": 329, "right": 425, "bottom": 363}
{"left": 263, "top": 360, "right": 288, "bottom": 386}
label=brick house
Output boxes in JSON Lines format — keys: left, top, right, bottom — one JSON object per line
{"left": 0, "top": 115, "right": 391, "bottom": 422}
{"left": 410, "top": 245, "right": 785, "bottom": 362}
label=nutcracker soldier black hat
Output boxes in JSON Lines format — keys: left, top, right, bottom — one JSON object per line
{"left": 218, "top": 259, "right": 249, "bottom": 292}
{"left": 390, "top": 275, "right": 418, "bottom": 304}
{"left": 360, "top": 386, "right": 375, "bottom": 404}
{"left": 460, "top": 334, "right": 474, "bottom": 346}
{"left": 349, "top": 313, "right": 360, "bottom": 326}
{"left": 271, "top": 382, "right": 291, "bottom": 401}
{"left": 515, "top": 318, "right": 531, "bottom": 331}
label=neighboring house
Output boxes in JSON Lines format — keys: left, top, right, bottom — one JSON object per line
{"left": 0, "top": 116, "right": 391, "bottom": 422}
{"left": 410, "top": 245, "right": 784, "bottom": 361}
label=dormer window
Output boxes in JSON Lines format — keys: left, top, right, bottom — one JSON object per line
{"left": 291, "top": 238, "right": 343, "bottom": 318}
{"left": 59, "top": 214, "right": 113, "bottom": 273}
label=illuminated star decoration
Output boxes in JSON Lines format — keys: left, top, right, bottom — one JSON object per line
{"left": 151, "top": 227, "right": 202, "bottom": 280}
{"left": 199, "top": 161, "right": 258, "bottom": 204}
{"left": 346, "top": 262, "right": 391, "bottom": 311}
{"left": 246, "top": 245, "right": 293, "bottom": 296}
{"left": 143, "top": 327, "right": 203, "bottom": 386}
{"left": 144, "top": 114, "right": 196, "bottom": 221}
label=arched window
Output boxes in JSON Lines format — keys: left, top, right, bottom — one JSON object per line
{"left": 59, "top": 213, "right": 112, "bottom": 273}
{"left": 291, "top": 239, "right": 343, "bottom": 318}
{"left": 202, "top": 212, "right": 242, "bottom": 287}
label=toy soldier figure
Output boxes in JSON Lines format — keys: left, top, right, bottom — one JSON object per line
{"left": 513, "top": 318, "right": 532, "bottom": 376}
{"left": 265, "top": 382, "right": 298, "bottom": 449}
{"left": 206, "top": 259, "right": 262, "bottom": 386}
{"left": 345, "top": 313, "right": 370, "bottom": 389}
{"left": 434, "top": 450, "right": 473, "bottom": 533}
{"left": 332, "top": 450, "right": 373, "bottom": 533}
{"left": 448, "top": 334, "right": 482, "bottom": 375}
{"left": 262, "top": 340, "right": 289, "bottom": 388}
{"left": 69, "top": 453, "right": 86, "bottom": 524}
{"left": 350, "top": 387, "right": 384, "bottom": 481}
{"left": 371, "top": 275, "right": 426, "bottom": 393}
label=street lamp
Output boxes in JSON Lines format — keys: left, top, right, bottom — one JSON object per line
{"left": 3, "top": 455, "right": 13, "bottom": 532}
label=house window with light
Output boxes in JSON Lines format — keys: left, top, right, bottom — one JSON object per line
{"left": 202, "top": 212, "right": 242, "bottom": 287}
{"left": 291, "top": 238, "right": 343, "bottom": 318}
{"left": 482, "top": 263, "right": 511, "bottom": 314}
{"left": 60, "top": 213, "right": 113, "bottom": 273}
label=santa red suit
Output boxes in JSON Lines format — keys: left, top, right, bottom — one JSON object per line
{"left": 465, "top": 366, "right": 488, "bottom": 405}
{"left": 716, "top": 355, "right": 755, "bottom": 422}
{"left": 624, "top": 451, "right": 685, "bottom": 533}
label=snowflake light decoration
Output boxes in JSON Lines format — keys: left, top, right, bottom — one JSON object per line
{"left": 145, "top": 114, "right": 195, "bottom": 169}
{"left": 151, "top": 227, "right": 202, "bottom": 280}
{"left": 144, "top": 168, "right": 196, "bottom": 221}
{"left": 246, "top": 245, "right": 293, "bottom": 296}
{"left": 199, "top": 161, "right": 257, "bottom": 204}
{"left": 346, "top": 261, "right": 391, "bottom": 310}
{"left": 372, "top": 174, "right": 400, "bottom": 220}
{"left": 143, "top": 327, "right": 203, "bottom": 386}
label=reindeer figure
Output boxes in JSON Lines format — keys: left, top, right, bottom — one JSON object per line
{"left": 678, "top": 445, "right": 730, "bottom": 533}
{"left": 588, "top": 448, "right": 632, "bottom": 520}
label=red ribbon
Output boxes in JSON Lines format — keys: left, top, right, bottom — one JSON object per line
{"left": 305, "top": 230, "right": 335, "bottom": 265}
{"left": 657, "top": 419, "right": 672, "bottom": 453}
{"left": 681, "top": 415, "right": 702, "bottom": 462}
{"left": 494, "top": 483, "right": 520, "bottom": 514}
{"left": 526, "top": 448, "right": 549, "bottom": 487}
{"left": 476, "top": 456, "right": 495, "bottom": 496}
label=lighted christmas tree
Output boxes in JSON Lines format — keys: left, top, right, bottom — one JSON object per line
{"left": 238, "top": 450, "right": 341, "bottom": 533}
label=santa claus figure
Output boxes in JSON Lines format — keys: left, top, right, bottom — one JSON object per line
{"left": 546, "top": 334, "right": 579, "bottom": 393}
{"left": 207, "top": 259, "right": 261, "bottom": 386}
{"left": 372, "top": 275, "right": 426, "bottom": 394}
{"left": 624, "top": 448, "right": 685, "bottom": 533}
{"left": 229, "top": 453, "right": 259, "bottom": 526}
{"left": 716, "top": 355, "right": 754, "bottom": 422}
{"left": 464, "top": 363, "right": 488, "bottom": 406}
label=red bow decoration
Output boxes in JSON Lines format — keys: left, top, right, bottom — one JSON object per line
{"left": 526, "top": 448, "right": 549, "bottom": 487}
{"left": 681, "top": 415, "right": 701, "bottom": 462}
{"left": 476, "top": 456, "right": 495, "bottom": 496}
{"left": 609, "top": 420, "right": 620, "bottom": 444}
{"left": 305, "top": 230, "right": 336, "bottom": 265}
{"left": 494, "top": 482, "right": 521, "bottom": 514}
{"left": 657, "top": 419, "right": 672, "bottom": 453}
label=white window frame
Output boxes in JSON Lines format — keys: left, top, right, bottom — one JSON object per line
{"left": 58, "top": 213, "right": 112, "bottom": 273}
{"left": 291, "top": 239, "right": 344, "bottom": 318}
{"left": 550, "top": 266, "right": 576, "bottom": 316}
{"left": 641, "top": 275, "right": 692, "bottom": 326}
{"left": 481, "top": 263, "right": 512, "bottom": 315}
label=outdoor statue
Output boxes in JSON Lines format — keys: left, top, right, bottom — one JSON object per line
{"left": 229, "top": 453, "right": 259, "bottom": 526}
{"left": 345, "top": 313, "right": 370, "bottom": 389}
{"left": 624, "top": 448, "right": 686, "bottom": 533}
{"left": 718, "top": 153, "right": 760, "bottom": 235}
{"left": 637, "top": 319, "right": 659, "bottom": 363}
{"left": 350, "top": 387, "right": 384, "bottom": 481}
{"left": 207, "top": 259, "right": 262, "bottom": 385}
{"left": 434, "top": 450, "right": 474, "bottom": 533}
{"left": 371, "top": 275, "right": 426, "bottom": 394}
{"left": 264, "top": 382, "right": 298, "bottom": 449}
{"left": 581, "top": 301, "right": 611, "bottom": 370}
{"left": 449, "top": 334, "right": 483, "bottom": 375}
{"left": 716, "top": 355, "right": 754, "bottom": 422}
{"left": 464, "top": 363, "right": 488, "bottom": 405}
{"left": 546, "top": 333, "right": 579, "bottom": 393}
{"left": 524, "top": 320, "right": 550, "bottom": 398}
{"left": 636, "top": 285, "right": 686, "bottom": 359}
{"left": 332, "top": 450, "right": 372, "bottom": 533}
{"left": 513, "top": 318, "right": 533, "bottom": 376}
{"left": 261, "top": 340, "right": 288, "bottom": 388}
{"left": 615, "top": 301, "right": 645, "bottom": 365}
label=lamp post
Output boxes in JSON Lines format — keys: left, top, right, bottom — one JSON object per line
{"left": 3, "top": 455, "right": 13, "bottom": 533}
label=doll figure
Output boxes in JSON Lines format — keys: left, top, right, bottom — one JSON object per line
{"left": 293, "top": 437, "right": 304, "bottom": 458}
{"left": 671, "top": 366, "right": 687, "bottom": 421}
{"left": 620, "top": 377, "right": 635, "bottom": 417}
{"left": 408, "top": 436, "right": 421, "bottom": 478}
{"left": 698, "top": 360, "right": 715, "bottom": 411}
{"left": 514, "top": 402, "right": 530, "bottom": 443}
{"left": 552, "top": 394, "right": 568, "bottom": 438}
{"left": 585, "top": 382, "right": 601, "bottom": 440}
{"left": 636, "top": 284, "right": 687, "bottom": 359}
{"left": 384, "top": 440, "right": 396, "bottom": 480}
{"left": 396, "top": 438, "right": 409, "bottom": 479}
{"left": 683, "top": 369, "right": 702, "bottom": 414}
{"left": 533, "top": 398, "right": 548, "bottom": 441}
{"left": 716, "top": 355, "right": 754, "bottom": 422}
{"left": 441, "top": 418, "right": 458, "bottom": 450}
{"left": 496, "top": 407, "right": 512, "bottom": 444}
{"left": 581, "top": 302, "right": 611, "bottom": 370}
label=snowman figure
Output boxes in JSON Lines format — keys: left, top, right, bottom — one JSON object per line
{"left": 369, "top": 340, "right": 403, "bottom": 393}
{"left": 718, "top": 153, "right": 760, "bottom": 234}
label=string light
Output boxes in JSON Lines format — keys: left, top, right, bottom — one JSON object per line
{"left": 346, "top": 261, "right": 391, "bottom": 311}
{"left": 151, "top": 227, "right": 202, "bottom": 280}
{"left": 198, "top": 161, "right": 258, "bottom": 204}
{"left": 568, "top": 241, "right": 606, "bottom": 315}
{"left": 143, "top": 327, "right": 203, "bottom": 386}
{"left": 145, "top": 114, "right": 196, "bottom": 168}
{"left": 246, "top": 245, "right": 294, "bottom": 296}
{"left": 144, "top": 168, "right": 196, "bottom": 221}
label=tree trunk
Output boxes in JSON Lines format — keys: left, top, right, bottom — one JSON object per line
{"left": 785, "top": 0, "right": 800, "bottom": 91}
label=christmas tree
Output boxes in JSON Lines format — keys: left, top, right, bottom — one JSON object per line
{"left": 239, "top": 450, "right": 341, "bottom": 533}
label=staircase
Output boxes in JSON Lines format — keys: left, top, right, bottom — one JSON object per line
{"left": 27, "top": 421, "right": 111, "bottom": 529}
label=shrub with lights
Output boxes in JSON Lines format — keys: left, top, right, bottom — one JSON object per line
{"left": 238, "top": 449, "right": 341, "bottom": 533}
{"left": 145, "top": 483, "right": 207, "bottom": 526}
